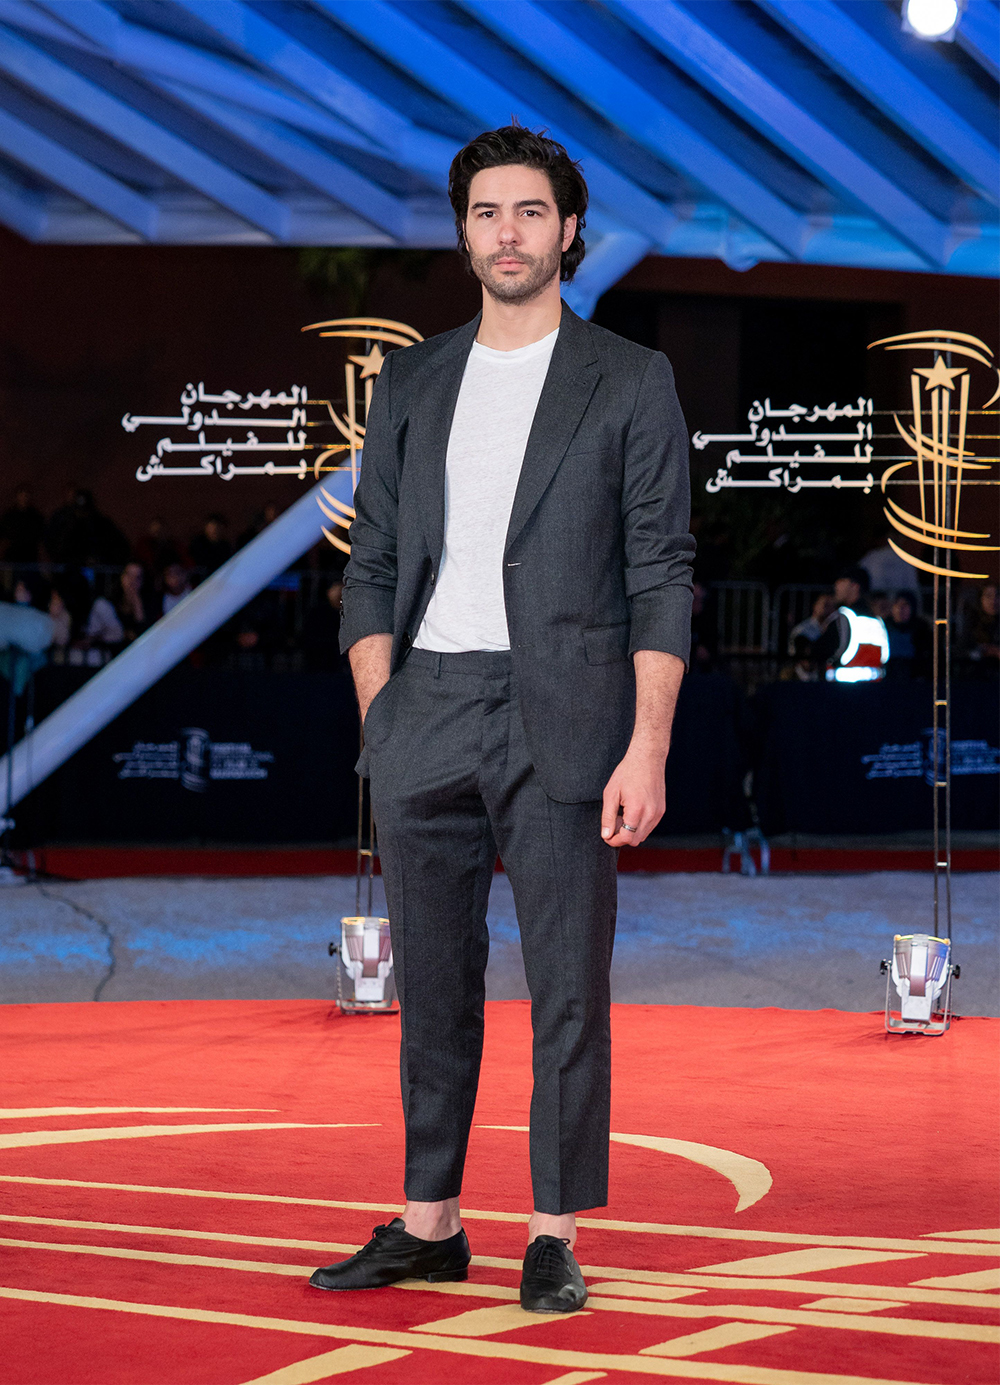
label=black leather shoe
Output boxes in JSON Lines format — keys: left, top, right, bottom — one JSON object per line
{"left": 309, "top": 1218, "right": 470, "bottom": 1290}
{"left": 520, "top": 1236, "right": 588, "bottom": 1312}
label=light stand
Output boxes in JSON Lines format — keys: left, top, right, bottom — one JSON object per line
{"left": 879, "top": 500, "right": 961, "bottom": 1037}
{"left": 874, "top": 335, "right": 1000, "bottom": 1033}
{"left": 930, "top": 471, "right": 953, "bottom": 944}
{"left": 328, "top": 726, "right": 397, "bottom": 1013}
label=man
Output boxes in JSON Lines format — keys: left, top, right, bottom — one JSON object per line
{"left": 160, "top": 562, "right": 192, "bottom": 616}
{"left": 310, "top": 126, "right": 694, "bottom": 1311}
{"left": 47, "top": 487, "right": 130, "bottom": 567}
{"left": 0, "top": 485, "right": 45, "bottom": 563}
{"left": 134, "top": 517, "right": 182, "bottom": 576}
{"left": 885, "top": 591, "right": 931, "bottom": 681}
{"left": 815, "top": 566, "right": 889, "bottom": 681}
{"left": 189, "top": 513, "right": 232, "bottom": 575}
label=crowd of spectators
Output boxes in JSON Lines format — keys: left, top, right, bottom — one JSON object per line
{"left": 779, "top": 566, "right": 996, "bottom": 682}
{"left": 689, "top": 548, "right": 996, "bottom": 683}
{"left": 0, "top": 485, "right": 344, "bottom": 673}
{"left": 1, "top": 483, "right": 996, "bottom": 683}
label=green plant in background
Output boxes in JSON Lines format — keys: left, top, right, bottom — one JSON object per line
{"left": 692, "top": 490, "right": 883, "bottom": 585}
{"left": 298, "top": 248, "right": 440, "bottom": 313}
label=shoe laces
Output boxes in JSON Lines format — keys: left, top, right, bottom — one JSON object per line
{"left": 530, "top": 1236, "right": 571, "bottom": 1277}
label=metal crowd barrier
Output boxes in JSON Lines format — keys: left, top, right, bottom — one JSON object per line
{"left": 712, "top": 580, "right": 935, "bottom": 662}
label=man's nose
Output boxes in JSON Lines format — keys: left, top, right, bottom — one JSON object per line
{"left": 497, "top": 217, "right": 519, "bottom": 244}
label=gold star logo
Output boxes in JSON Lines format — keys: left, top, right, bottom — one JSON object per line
{"left": 347, "top": 344, "right": 385, "bottom": 379}
{"left": 915, "top": 356, "right": 965, "bottom": 391}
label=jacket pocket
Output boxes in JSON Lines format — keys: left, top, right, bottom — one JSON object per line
{"left": 582, "top": 621, "right": 630, "bottom": 665}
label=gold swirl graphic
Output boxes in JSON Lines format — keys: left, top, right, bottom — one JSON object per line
{"left": 868, "top": 330, "right": 999, "bottom": 579}
{"left": 302, "top": 319, "right": 424, "bottom": 553}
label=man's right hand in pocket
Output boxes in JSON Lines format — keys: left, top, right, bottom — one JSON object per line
{"left": 349, "top": 633, "right": 393, "bottom": 724}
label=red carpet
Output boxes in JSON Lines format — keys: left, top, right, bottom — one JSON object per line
{"left": 0, "top": 999, "right": 997, "bottom": 1385}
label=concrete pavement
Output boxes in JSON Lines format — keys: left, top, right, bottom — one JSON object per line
{"left": 2, "top": 871, "right": 996, "bottom": 1015}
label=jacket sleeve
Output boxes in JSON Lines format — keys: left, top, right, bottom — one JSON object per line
{"left": 622, "top": 351, "right": 696, "bottom": 663}
{"left": 339, "top": 349, "right": 400, "bottom": 654}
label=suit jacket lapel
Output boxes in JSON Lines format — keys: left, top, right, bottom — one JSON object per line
{"left": 411, "top": 313, "right": 479, "bottom": 565}
{"left": 505, "top": 304, "right": 600, "bottom": 555}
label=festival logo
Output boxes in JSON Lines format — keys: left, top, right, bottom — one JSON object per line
{"left": 868, "top": 329, "right": 1000, "bottom": 580}
{"left": 121, "top": 317, "right": 424, "bottom": 561}
{"left": 113, "top": 731, "right": 274, "bottom": 790}
{"left": 300, "top": 317, "right": 423, "bottom": 555}
{"left": 862, "top": 728, "right": 1000, "bottom": 783}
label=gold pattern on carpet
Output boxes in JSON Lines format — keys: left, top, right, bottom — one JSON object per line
{"left": 2, "top": 1109, "right": 996, "bottom": 1383}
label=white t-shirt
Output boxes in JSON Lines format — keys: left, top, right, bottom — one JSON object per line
{"left": 414, "top": 327, "right": 558, "bottom": 653}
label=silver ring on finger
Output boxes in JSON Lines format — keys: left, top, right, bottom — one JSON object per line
{"left": 622, "top": 823, "right": 638, "bottom": 833}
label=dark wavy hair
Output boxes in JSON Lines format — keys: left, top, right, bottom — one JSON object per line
{"left": 448, "top": 125, "right": 588, "bottom": 282}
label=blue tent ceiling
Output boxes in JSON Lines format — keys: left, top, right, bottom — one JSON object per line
{"left": 0, "top": 0, "right": 996, "bottom": 313}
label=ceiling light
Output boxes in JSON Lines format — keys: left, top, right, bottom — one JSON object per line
{"left": 902, "top": 0, "right": 962, "bottom": 41}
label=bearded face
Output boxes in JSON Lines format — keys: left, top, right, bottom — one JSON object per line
{"left": 463, "top": 165, "right": 574, "bottom": 308}
{"left": 468, "top": 238, "right": 564, "bottom": 305}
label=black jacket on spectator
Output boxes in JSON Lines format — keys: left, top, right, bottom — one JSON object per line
{"left": 885, "top": 613, "right": 932, "bottom": 679}
{"left": 46, "top": 492, "right": 129, "bottom": 566}
{"left": 189, "top": 533, "right": 233, "bottom": 575}
{"left": 0, "top": 500, "right": 45, "bottom": 562}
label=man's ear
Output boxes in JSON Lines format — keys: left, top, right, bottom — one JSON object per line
{"left": 561, "top": 214, "right": 577, "bottom": 252}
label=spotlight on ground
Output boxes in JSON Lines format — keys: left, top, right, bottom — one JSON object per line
{"left": 329, "top": 917, "right": 398, "bottom": 1013}
{"left": 881, "top": 933, "right": 958, "bottom": 1035}
{"left": 902, "top": 0, "right": 962, "bottom": 40}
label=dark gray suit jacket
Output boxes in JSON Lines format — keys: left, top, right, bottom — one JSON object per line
{"left": 340, "top": 303, "right": 695, "bottom": 803}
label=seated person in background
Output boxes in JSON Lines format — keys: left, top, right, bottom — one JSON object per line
{"left": 12, "top": 576, "right": 46, "bottom": 611}
{"left": 301, "top": 577, "right": 344, "bottom": 672}
{"left": 885, "top": 591, "right": 931, "bottom": 680}
{"left": 134, "top": 517, "right": 183, "bottom": 576}
{"left": 161, "top": 563, "right": 193, "bottom": 616}
{"left": 47, "top": 584, "right": 72, "bottom": 651}
{"left": 233, "top": 617, "right": 265, "bottom": 670}
{"left": 55, "top": 571, "right": 95, "bottom": 650}
{"left": 189, "top": 514, "right": 232, "bottom": 575}
{"left": 959, "top": 583, "right": 999, "bottom": 675}
{"left": 788, "top": 592, "right": 836, "bottom": 655}
{"left": 83, "top": 588, "right": 125, "bottom": 655}
{"left": 782, "top": 632, "right": 822, "bottom": 682}
{"left": 12, "top": 578, "right": 68, "bottom": 659}
{"left": 229, "top": 589, "right": 284, "bottom": 670}
{"left": 869, "top": 591, "right": 892, "bottom": 622}
{"left": 117, "top": 561, "right": 154, "bottom": 642}
{"left": 0, "top": 587, "right": 53, "bottom": 689}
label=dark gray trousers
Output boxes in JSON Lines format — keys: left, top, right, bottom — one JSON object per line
{"left": 365, "top": 648, "right": 617, "bottom": 1214}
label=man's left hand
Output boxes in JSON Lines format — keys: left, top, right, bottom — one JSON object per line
{"left": 601, "top": 746, "right": 667, "bottom": 847}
